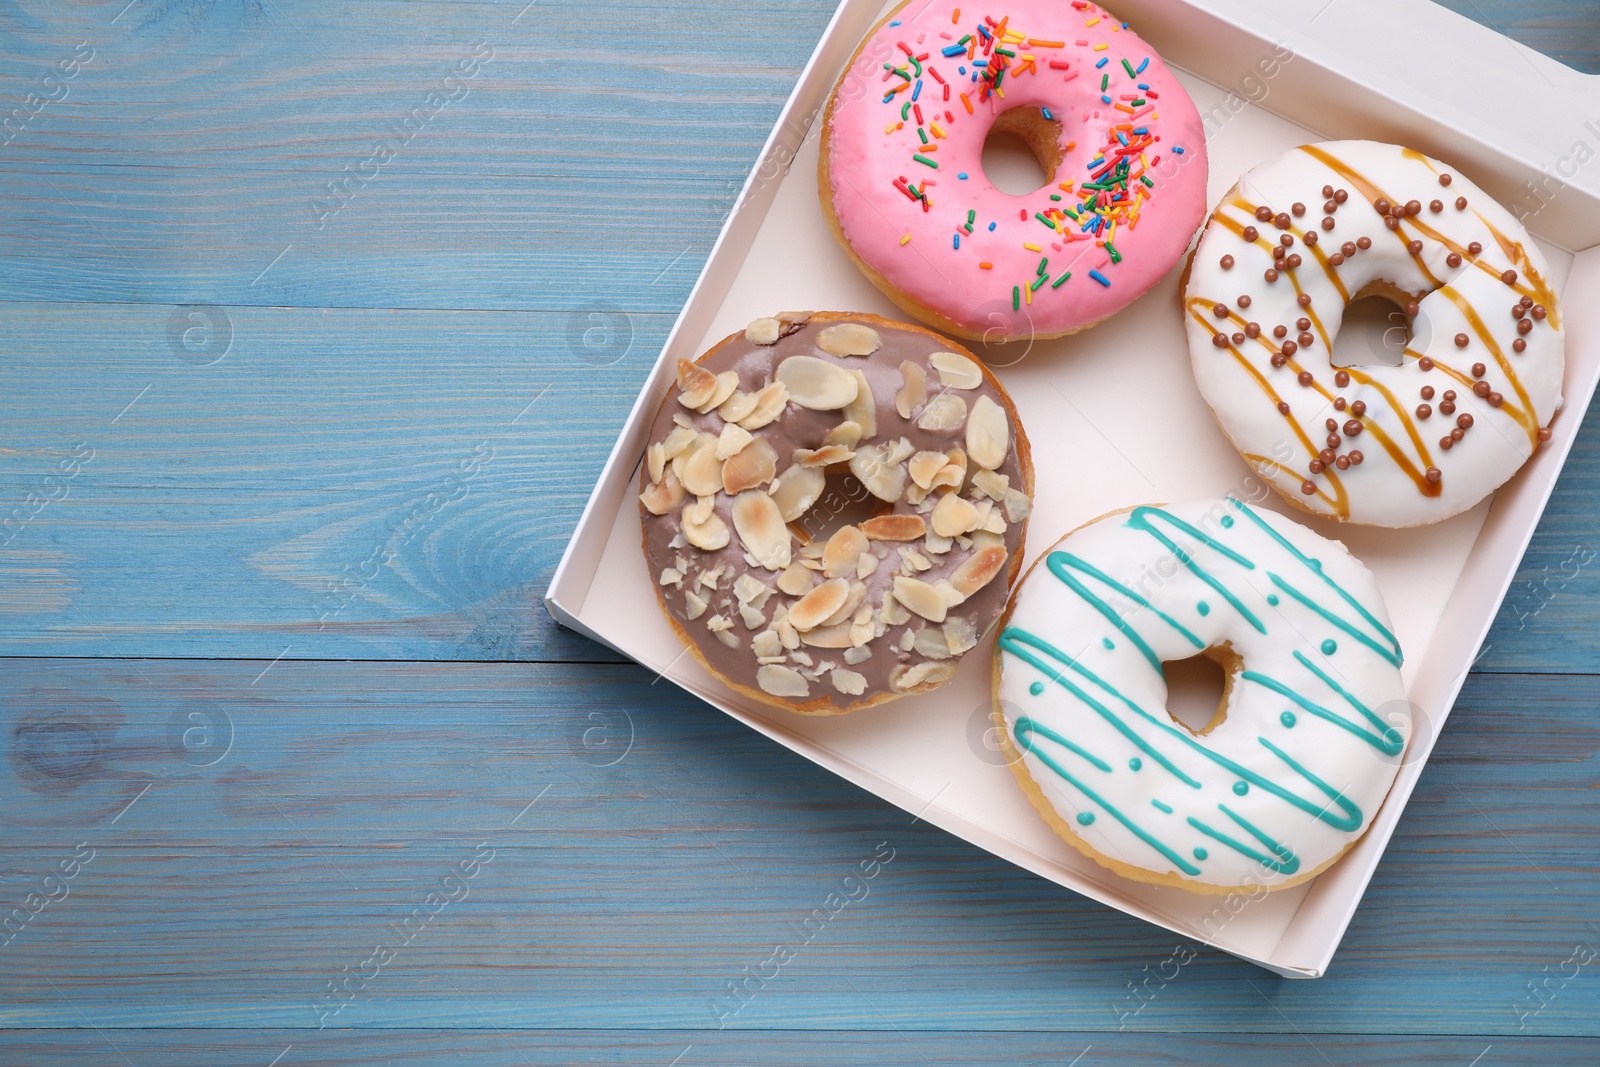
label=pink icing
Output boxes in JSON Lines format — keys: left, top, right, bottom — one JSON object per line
{"left": 824, "top": 0, "right": 1209, "bottom": 339}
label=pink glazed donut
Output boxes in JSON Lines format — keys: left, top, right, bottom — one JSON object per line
{"left": 820, "top": 0, "right": 1209, "bottom": 342}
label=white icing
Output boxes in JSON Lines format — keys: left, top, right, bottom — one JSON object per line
{"left": 997, "top": 499, "right": 1411, "bottom": 889}
{"left": 1185, "top": 140, "right": 1564, "bottom": 527}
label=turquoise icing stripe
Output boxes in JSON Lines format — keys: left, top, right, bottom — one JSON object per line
{"left": 1013, "top": 719, "right": 1202, "bottom": 877}
{"left": 1002, "top": 626, "right": 1368, "bottom": 830}
{"left": 1269, "top": 571, "right": 1402, "bottom": 666}
{"left": 999, "top": 499, "right": 1405, "bottom": 873}
{"left": 1229, "top": 497, "right": 1402, "bottom": 664}
{"left": 1242, "top": 660, "right": 1403, "bottom": 757}
{"left": 1046, "top": 552, "right": 1203, "bottom": 672}
{"left": 1000, "top": 628, "right": 1202, "bottom": 787}
{"left": 1294, "top": 651, "right": 1405, "bottom": 752}
{"left": 1126, "top": 505, "right": 1264, "bottom": 633}
{"left": 1257, "top": 736, "right": 1362, "bottom": 831}
{"left": 1187, "top": 804, "right": 1301, "bottom": 875}
{"left": 1014, "top": 716, "right": 1113, "bottom": 773}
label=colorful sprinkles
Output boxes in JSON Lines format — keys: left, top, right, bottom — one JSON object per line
{"left": 875, "top": 2, "right": 1187, "bottom": 310}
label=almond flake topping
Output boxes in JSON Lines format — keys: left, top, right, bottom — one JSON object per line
{"left": 930, "top": 351, "right": 983, "bottom": 389}
{"left": 817, "top": 322, "right": 882, "bottom": 357}
{"left": 775, "top": 356, "right": 859, "bottom": 410}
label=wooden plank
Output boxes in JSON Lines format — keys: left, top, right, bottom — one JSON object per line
{"left": 0, "top": 659, "right": 1594, "bottom": 1033}
{"left": 0, "top": 1029, "right": 1590, "bottom": 1066}
{"left": 1432, "top": 0, "right": 1600, "bottom": 73}
{"left": 0, "top": 301, "right": 649, "bottom": 660}
{"left": 0, "top": 0, "right": 1594, "bottom": 1055}
{"left": 1, "top": 0, "right": 1597, "bottom": 667}
{"left": 3, "top": 291, "right": 1600, "bottom": 667}
{"left": 0, "top": 0, "right": 835, "bottom": 313}
{"left": 1478, "top": 403, "right": 1600, "bottom": 672}
{"left": 1, "top": 0, "right": 1587, "bottom": 319}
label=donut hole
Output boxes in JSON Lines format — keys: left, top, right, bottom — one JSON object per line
{"left": 1329, "top": 284, "right": 1427, "bottom": 370}
{"left": 1160, "top": 646, "right": 1237, "bottom": 737}
{"left": 790, "top": 471, "right": 883, "bottom": 545}
{"left": 981, "top": 106, "right": 1064, "bottom": 196}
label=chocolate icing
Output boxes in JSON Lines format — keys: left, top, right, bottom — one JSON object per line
{"left": 638, "top": 312, "right": 1032, "bottom": 712}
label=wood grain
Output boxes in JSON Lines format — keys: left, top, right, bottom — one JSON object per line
{"left": 2, "top": 293, "right": 1597, "bottom": 664}
{"left": 0, "top": 300, "right": 655, "bottom": 660}
{"left": 0, "top": 0, "right": 832, "bottom": 313}
{"left": 1432, "top": 0, "right": 1600, "bottom": 73}
{"left": 0, "top": 0, "right": 1597, "bottom": 1058}
{"left": 0, "top": 0, "right": 1595, "bottom": 664}
{"left": 0, "top": 1029, "right": 1590, "bottom": 1066}
{"left": 0, "top": 661, "right": 1594, "bottom": 1034}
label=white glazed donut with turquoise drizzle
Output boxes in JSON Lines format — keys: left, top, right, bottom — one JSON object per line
{"left": 996, "top": 498, "right": 1410, "bottom": 892}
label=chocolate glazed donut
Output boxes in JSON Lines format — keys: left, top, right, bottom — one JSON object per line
{"left": 639, "top": 312, "right": 1034, "bottom": 714}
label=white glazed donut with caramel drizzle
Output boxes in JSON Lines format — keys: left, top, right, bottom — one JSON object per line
{"left": 1184, "top": 140, "right": 1563, "bottom": 528}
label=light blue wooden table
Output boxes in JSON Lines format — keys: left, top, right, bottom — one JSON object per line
{"left": 2, "top": 1, "right": 1597, "bottom": 1063}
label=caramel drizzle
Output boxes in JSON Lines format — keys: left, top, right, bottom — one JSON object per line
{"left": 1400, "top": 147, "right": 1562, "bottom": 328}
{"left": 1185, "top": 296, "right": 1352, "bottom": 517}
{"left": 1243, "top": 453, "right": 1338, "bottom": 510}
{"left": 1308, "top": 145, "right": 1560, "bottom": 327}
{"left": 1402, "top": 344, "right": 1533, "bottom": 432}
{"left": 1435, "top": 286, "right": 1540, "bottom": 447}
{"left": 1305, "top": 142, "right": 1545, "bottom": 451}
{"left": 1301, "top": 145, "right": 1444, "bottom": 289}
{"left": 1222, "top": 196, "right": 1351, "bottom": 304}
{"left": 1215, "top": 204, "right": 1276, "bottom": 261}
{"left": 1301, "top": 223, "right": 1351, "bottom": 304}
{"left": 1204, "top": 144, "right": 1558, "bottom": 505}
{"left": 1214, "top": 195, "right": 1440, "bottom": 501}
{"left": 1279, "top": 255, "right": 1441, "bottom": 497}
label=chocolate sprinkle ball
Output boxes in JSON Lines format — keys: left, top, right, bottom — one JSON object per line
{"left": 1183, "top": 139, "right": 1566, "bottom": 527}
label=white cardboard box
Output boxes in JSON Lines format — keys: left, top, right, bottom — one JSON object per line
{"left": 547, "top": 0, "right": 1600, "bottom": 976}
